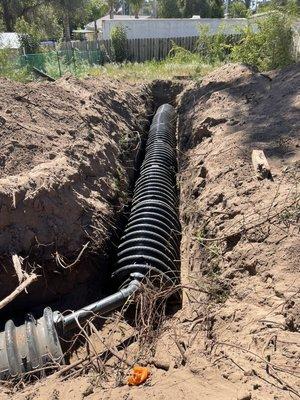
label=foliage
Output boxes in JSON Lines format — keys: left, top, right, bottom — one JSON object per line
{"left": 43, "top": 52, "right": 91, "bottom": 78}
{"left": 85, "top": 0, "right": 108, "bottom": 21}
{"left": 0, "top": 0, "right": 49, "bottom": 31}
{"left": 157, "top": 0, "right": 181, "bottom": 17}
{"left": 83, "top": 0, "right": 108, "bottom": 39}
{"left": 196, "top": 25, "right": 232, "bottom": 63}
{"left": 0, "top": 48, "right": 31, "bottom": 81}
{"left": 128, "top": 0, "right": 145, "bottom": 17}
{"left": 210, "top": 0, "right": 224, "bottom": 17}
{"left": 15, "top": 17, "right": 42, "bottom": 53}
{"left": 33, "top": 4, "right": 63, "bottom": 40}
{"left": 88, "top": 45, "right": 218, "bottom": 81}
{"left": 258, "top": 0, "right": 299, "bottom": 15}
{"left": 228, "top": 0, "right": 249, "bottom": 17}
{"left": 179, "top": 0, "right": 223, "bottom": 17}
{"left": 142, "top": 0, "right": 155, "bottom": 15}
{"left": 0, "top": 4, "right": 4, "bottom": 31}
{"left": 231, "top": 11, "right": 294, "bottom": 70}
{"left": 52, "top": 0, "right": 88, "bottom": 41}
{"left": 179, "top": 0, "right": 210, "bottom": 17}
{"left": 105, "top": 0, "right": 121, "bottom": 18}
{"left": 111, "top": 25, "right": 127, "bottom": 62}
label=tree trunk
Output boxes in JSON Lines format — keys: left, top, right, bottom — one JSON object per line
{"left": 109, "top": 6, "right": 114, "bottom": 19}
{"left": 2, "top": 0, "right": 15, "bottom": 31}
{"left": 94, "top": 20, "right": 98, "bottom": 40}
{"left": 63, "top": 12, "right": 71, "bottom": 41}
{"left": 134, "top": 10, "right": 139, "bottom": 18}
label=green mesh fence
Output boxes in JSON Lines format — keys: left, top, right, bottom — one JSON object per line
{"left": 18, "top": 49, "right": 105, "bottom": 79}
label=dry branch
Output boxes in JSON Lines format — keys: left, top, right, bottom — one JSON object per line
{"left": 0, "top": 273, "right": 38, "bottom": 310}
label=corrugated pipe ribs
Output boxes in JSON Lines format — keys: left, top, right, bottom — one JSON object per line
{"left": 0, "top": 103, "right": 180, "bottom": 380}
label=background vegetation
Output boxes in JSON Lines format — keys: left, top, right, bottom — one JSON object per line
{"left": 0, "top": 0, "right": 299, "bottom": 82}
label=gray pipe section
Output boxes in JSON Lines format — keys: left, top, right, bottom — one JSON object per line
{"left": 56, "top": 279, "right": 141, "bottom": 332}
{"left": 0, "top": 103, "right": 179, "bottom": 380}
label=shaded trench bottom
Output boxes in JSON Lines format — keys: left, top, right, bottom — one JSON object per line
{"left": 0, "top": 83, "right": 184, "bottom": 378}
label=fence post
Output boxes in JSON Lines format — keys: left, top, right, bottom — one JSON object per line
{"left": 71, "top": 43, "right": 76, "bottom": 72}
{"left": 55, "top": 43, "right": 62, "bottom": 77}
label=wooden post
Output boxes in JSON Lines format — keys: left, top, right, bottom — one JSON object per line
{"left": 55, "top": 43, "right": 62, "bottom": 77}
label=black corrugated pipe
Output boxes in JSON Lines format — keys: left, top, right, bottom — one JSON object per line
{"left": 0, "top": 104, "right": 180, "bottom": 380}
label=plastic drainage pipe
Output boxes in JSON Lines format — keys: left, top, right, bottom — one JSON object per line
{"left": 55, "top": 279, "right": 141, "bottom": 332}
{"left": 0, "top": 103, "right": 180, "bottom": 380}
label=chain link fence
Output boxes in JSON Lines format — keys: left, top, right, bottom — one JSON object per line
{"left": 0, "top": 47, "right": 106, "bottom": 81}
{"left": 20, "top": 48, "right": 105, "bottom": 79}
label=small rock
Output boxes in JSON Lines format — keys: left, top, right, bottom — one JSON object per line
{"left": 82, "top": 385, "right": 94, "bottom": 398}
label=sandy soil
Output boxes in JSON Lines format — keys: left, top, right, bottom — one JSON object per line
{"left": 0, "top": 63, "right": 299, "bottom": 400}
{"left": 0, "top": 75, "right": 148, "bottom": 313}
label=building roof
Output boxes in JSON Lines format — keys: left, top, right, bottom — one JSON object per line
{"left": 0, "top": 32, "right": 21, "bottom": 49}
{"left": 85, "top": 14, "right": 150, "bottom": 30}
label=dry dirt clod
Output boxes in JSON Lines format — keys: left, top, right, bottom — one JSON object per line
{"left": 252, "top": 149, "right": 273, "bottom": 181}
{"left": 237, "top": 392, "right": 252, "bottom": 400}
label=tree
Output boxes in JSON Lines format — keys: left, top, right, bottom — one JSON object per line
{"left": 15, "top": 4, "right": 62, "bottom": 53}
{"left": 128, "top": 0, "right": 144, "bottom": 17}
{"left": 105, "top": 0, "right": 121, "bottom": 18}
{"left": 157, "top": 0, "right": 181, "bottom": 17}
{"left": 179, "top": 0, "right": 211, "bottom": 17}
{"left": 15, "top": 16, "right": 42, "bottom": 52}
{"left": 85, "top": 0, "right": 108, "bottom": 38}
{"left": 210, "top": 0, "right": 223, "bottom": 16}
{"left": 52, "top": 0, "right": 87, "bottom": 41}
{"left": 228, "top": 0, "right": 248, "bottom": 17}
{"left": 0, "top": 0, "right": 49, "bottom": 32}
{"left": 0, "top": 4, "right": 4, "bottom": 31}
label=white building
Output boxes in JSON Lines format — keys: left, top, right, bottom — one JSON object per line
{"left": 75, "top": 14, "right": 150, "bottom": 40}
{"left": 0, "top": 33, "right": 21, "bottom": 49}
{"left": 101, "top": 18, "right": 249, "bottom": 40}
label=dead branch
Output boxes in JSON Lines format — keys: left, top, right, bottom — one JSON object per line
{"left": 0, "top": 273, "right": 38, "bottom": 310}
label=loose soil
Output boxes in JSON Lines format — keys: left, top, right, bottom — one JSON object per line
{"left": 0, "top": 75, "right": 149, "bottom": 315}
{"left": 0, "top": 63, "right": 299, "bottom": 399}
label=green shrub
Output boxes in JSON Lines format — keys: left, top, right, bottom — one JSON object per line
{"left": 168, "top": 43, "right": 200, "bottom": 63}
{"left": 0, "top": 49, "right": 31, "bottom": 82}
{"left": 111, "top": 25, "right": 127, "bottom": 63}
{"left": 196, "top": 25, "right": 234, "bottom": 63}
{"left": 231, "top": 11, "right": 294, "bottom": 70}
{"left": 15, "top": 17, "right": 42, "bottom": 54}
{"left": 228, "top": 0, "right": 249, "bottom": 17}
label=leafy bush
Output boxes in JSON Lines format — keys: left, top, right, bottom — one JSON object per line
{"left": 111, "top": 25, "right": 127, "bottom": 63}
{"left": 228, "top": 0, "right": 249, "bottom": 17}
{"left": 15, "top": 17, "right": 42, "bottom": 54}
{"left": 231, "top": 11, "right": 294, "bottom": 70}
{"left": 168, "top": 43, "right": 200, "bottom": 63}
{"left": 196, "top": 25, "right": 234, "bottom": 63}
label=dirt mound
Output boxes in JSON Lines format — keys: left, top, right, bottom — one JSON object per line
{"left": 0, "top": 63, "right": 299, "bottom": 400}
{"left": 176, "top": 62, "right": 300, "bottom": 399}
{"left": 0, "top": 75, "right": 148, "bottom": 312}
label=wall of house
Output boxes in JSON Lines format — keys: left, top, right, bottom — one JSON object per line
{"left": 102, "top": 18, "right": 249, "bottom": 40}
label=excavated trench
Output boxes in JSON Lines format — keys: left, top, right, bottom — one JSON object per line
{"left": 0, "top": 80, "right": 184, "bottom": 379}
